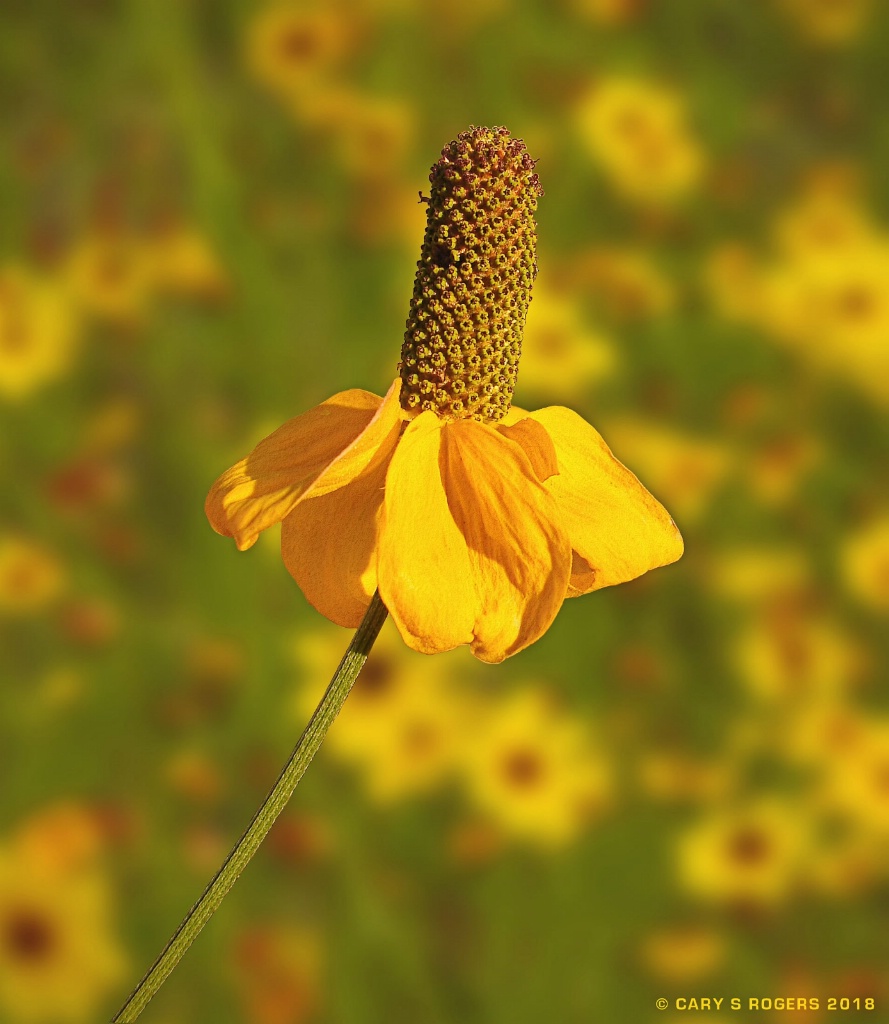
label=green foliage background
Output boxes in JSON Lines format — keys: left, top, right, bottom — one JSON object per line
{"left": 2, "top": 1, "right": 889, "bottom": 1022}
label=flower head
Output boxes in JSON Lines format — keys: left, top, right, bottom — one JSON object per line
{"left": 206, "top": 126, "right": 683, "bottom": 662}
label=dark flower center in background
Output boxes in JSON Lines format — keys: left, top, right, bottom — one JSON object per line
{"left": 2, "top": 906, "right": 57, "bottom": 963}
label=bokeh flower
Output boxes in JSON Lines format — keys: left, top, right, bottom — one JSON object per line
{"left": 575, "top": 77, "right": 705, "bottom": 205}
{"left": 0, "top": 815, "right": 125, "bottom": 1023}
{"left": 63, "top": 233, "right": 155, "bottom": 328}
{"left": 638, "top": 923, "right": 728, "bottom": 983}
{"left": 246, "top": 5, "right": 352, "bottom": 101}
{"left": 0, "top": 265, "right": 79, "bottom": 402}
{"left": 293, "top": 621, "right": 469, "bottom": 803}
{"left": 840, "top": 515, "right": 889, "bottom": 613}
{"left": 458, "top": 686, "right": 612, "bottom": 848}
{"left": 676, "top": 799, "right": 808, "bottom": 907}
{"left": 0, "top": 535, "right": 65, "bottom": 616}
{"left": 778, "top": 0, "right": 874, "bottom": 45}
{"left": 207, "top": 127, "right": 682, "bottom": 662}
{"left": 515, "top": 281, "right": 617, "bottom": 401}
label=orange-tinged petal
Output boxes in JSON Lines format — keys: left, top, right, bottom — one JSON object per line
{"left": 281, "top": 442, "right": 393, "bottom": 628}
{"left": 529, "top": 406, "right": 683, "bottom": 594}
{"left": 497, "top": 417, "right": 559, "bottom": 482}
{"left": 377, "top": 412, "right": 477, "bottom": 654}
{"left": 206, "top": 379, "right": 402, "bottom": 551}
{"left": 440, "top": 420, "right": 572, "bottom": 663}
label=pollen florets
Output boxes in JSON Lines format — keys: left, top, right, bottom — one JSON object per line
{"left": 398, "top": 126, "right": 543, "bottom": 422}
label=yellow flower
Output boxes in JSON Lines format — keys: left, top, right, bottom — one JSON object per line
{"left": 0, "top": 535, "right": 65, "bottom": 616}
{"left": 576, "top": 77, "right": 705, "bottom": 205}
{"left": 458, "top": 687, "right": 612, "bottom": 848}
{"left": 638, "top": 923, "right": 728, "bottom": 983}
{"left": 702, "top": 242, "right": 762, "bottom": 322}
{"left": 0, "top": 837, "right": 125, "bottom": 1022}
{"left": 515, "top": 282, "right": 617, "bottom": 401}
{"left": 706, "top": 545, "right": 810, "bottom": 606}
{"left": 0, "top": 265, "right": 79, "bottom": 401}
{"left": 676, "top": 799, "right": 808, "bottom": 907}
{"left": 771, "top": 191, "right": 876, "bottom": 263}
{"left": 840, "top": 515, "right": 889, "bottom": 613}
{"left": 63, "top": 233, "right": 155, "bottom": 327}
{"left": 294, "top": 622, "right": 469, "bottom": 803}
{"left": 573, "top": 247, "right": 676, "bottom": 321}
{"left": 637, "top": 749, "right": 735, "bottom": 806}
{"left": 734, "top": 609, "right": 862, "bottom": 705}
{"left": 818, "top": 719, "right": 889, "bottom": 836}
{"left": 778, "top": 0, "right": 874, "bottom": 45}
{"left": 598, "top": 416, "right": 731, "bottom": 526}
{"left": 206, "top": 127, "right": 682, "bottom": 662}
{"left": 314, "top": 90, "right": 415, "bottom": 180}
{"left": 759, "top": 240, "right": 889, "bottom": 405}
{"left": 146, "top": 223, "right": 228, "bottom": 300}
{"left": 246, "top": 5, "right": 351, "bottom": 99}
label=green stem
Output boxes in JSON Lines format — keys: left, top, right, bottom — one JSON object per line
{"left": 110, "top": 591, "right": 389, "bottom": 1023}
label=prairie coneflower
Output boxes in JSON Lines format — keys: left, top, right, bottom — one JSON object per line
{"left": 206, "top": 126, "right": 682, "bottom": 663}
{"left": 112, "top": 127, "right": 683, "bottom": 1022}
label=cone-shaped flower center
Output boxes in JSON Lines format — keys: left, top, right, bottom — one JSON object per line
{"left": 399, "top": 126, "right": 543, "bottom": 422}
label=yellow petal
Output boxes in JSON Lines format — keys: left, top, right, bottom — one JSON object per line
{"left": 497, "top": 417, "right": 559, "bottom": 482}
{"left": 206, "top": 379, "right": 402, "bottom": 551}
{"left": 281, "top": 441, "right": 392, "bottom": 628}
{"left": 501, "top": 404, "right": 529, "bottom": 425}
{"left": 440, "top": 421, "right": 572, "bottom": 663}
{"left": 529, "top": 406, "right": 683, "bottom": 594}
{"left": 377, "top": 412, "right": 477, "bottom": 654}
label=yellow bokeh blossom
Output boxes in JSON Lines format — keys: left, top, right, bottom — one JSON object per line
{"left": 759, "top": 235, "right": 889, "bottom": 406}
{"left": 515, "top": 282, "right": 617, "bottom": 401}
{"left": 840, "top": 515, "right": 889, "bottom": 613}
{"left": 637, "top": 749, "right": 735, "bottom": 806}
{"left": 146, "top": 224, "right": 228, "bottom": 300}
{"left": 676, "top": 799, "right": 808, "bottom": 907}
{"left": 319, "top": 91, "right": 415, "bottom": 180}
{"left": 63, "top": 233, "right": 155, "bottom": 327}
{"left": 778, "top": 0, "right": 874, "bottom": 46}
{"left": 706, "top": 545, "right": 810, "bottom": 606}
{"left": 639, "top": 923, "right": 728, "bottom": 984}
{"left": 0, "top": 265, "right": 79, "bottom": 401}
{"left": 294, "top": 622, "right": 469, "bottom": 803}
{"left": 771, "top": 191, "right": 876, "bottom": 264}
{"left": 702, "top": 242, "right": 762, "bottom": 322}
{"left": 458, "top": 687, "right": 612, "bottom": 848}
{"left": 246, "top": 5, "right": 352, "bottom": 100}
{"left": 0, "top": 535, "right": 65, "bottom": 616}
{"left": 600, "top": 417, "right": 732, "bottom": 526}
{"left": 0, "top": 831, "right": 125, "bottom": 1022}
{"left": 576, "top": 77, "right": 705, "bottom": 205}
{"left": 733, "top": 609, "right": 863, "bottom": 705}
{"left": 573, "top": 247, "right": 676, "bottom": 321}
{"left": 818, "top": 719, "right": 889, "bottom": 836}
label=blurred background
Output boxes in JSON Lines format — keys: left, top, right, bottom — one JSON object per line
{"left": 2, "top": 0, "right": 889, "bottom": 1021}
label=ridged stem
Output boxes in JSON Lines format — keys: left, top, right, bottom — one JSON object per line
{"left": 110, "top": 591, "right": 389, "bottom": 1022}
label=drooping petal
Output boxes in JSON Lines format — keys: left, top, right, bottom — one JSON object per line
{"left": 281, "top": 440, "right": 393, "bottom": 628}
{"left": 440, "top": 420, "right": 572, "bottom": 663}
{"left": 497, "top": 417, "right": 559, "bottom": 482}
{"left": 528, "top": 406, "right": 683, "bottom": 594}
{"left": 377, "top": 412, "right": 477, "bottom": 654}
{"left": 206, "top": 379, "right": 402, "bottom": 551}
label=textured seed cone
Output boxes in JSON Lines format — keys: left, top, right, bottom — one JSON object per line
{"left": 399, "top": 126, "right": 543, "bottom": 422}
